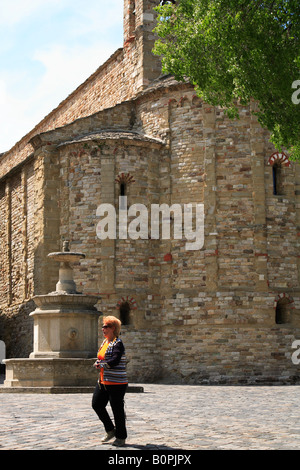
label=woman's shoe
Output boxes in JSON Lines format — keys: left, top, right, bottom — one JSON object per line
{"left": 112, "top": 438, "right": 126, "bottom": 447}
{"left": 101, "top": 429, "right": 115, "bottom": 443}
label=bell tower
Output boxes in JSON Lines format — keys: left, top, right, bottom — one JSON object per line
{"left": 123, "top": 0, "right": 162, "bottom": 88}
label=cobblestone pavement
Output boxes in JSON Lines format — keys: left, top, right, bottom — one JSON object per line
{"left": 1, "top": 382, "right": 300, "bottom": 451}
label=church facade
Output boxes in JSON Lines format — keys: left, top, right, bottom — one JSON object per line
{"left": 0, "top": 0, "right": 300, "bottom": 384}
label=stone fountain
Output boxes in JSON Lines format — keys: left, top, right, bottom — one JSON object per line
{"left": 2, "top": 242, "right": 101, "bottom": 392}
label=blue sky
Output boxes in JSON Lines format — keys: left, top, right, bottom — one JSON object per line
{"left": 0, "top": 0, "right": 124, "bottom": 153}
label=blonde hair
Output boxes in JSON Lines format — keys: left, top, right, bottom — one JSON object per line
{"left": 103, "top": 316, "right": 122, "bottom": 337}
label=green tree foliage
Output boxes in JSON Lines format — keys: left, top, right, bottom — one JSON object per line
{"left": 154, "top": 0, "right": 300, "bottom": 161}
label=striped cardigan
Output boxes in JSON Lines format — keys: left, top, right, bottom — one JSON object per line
{"left": 97, "top": 338, "right": 128, "bottom": 384}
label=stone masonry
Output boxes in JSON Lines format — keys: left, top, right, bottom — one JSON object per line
{"left": 0, "top": 0, "right": 299, "bottom": 384}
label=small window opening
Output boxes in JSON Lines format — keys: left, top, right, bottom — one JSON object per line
{"left": 275, "top": 298, "right": 291, "bottom": 324}
{"left": 128, "top": 1, "right": 136, "bottom": 37}
{"left": 119, "top": 302, "right": 131, "bottom": 326}
{"left": 120, "top": 182, "right": 126, "bottom": 197}
{"left": 119, "top": 183, "right": 127, "bottom": 210}
{"left": 272, "top": 163, "right": 284, "bottom": 195}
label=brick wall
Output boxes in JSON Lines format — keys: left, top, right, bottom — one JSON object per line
{"left": 0, "top": 1, "right": 299, "bottom": 383}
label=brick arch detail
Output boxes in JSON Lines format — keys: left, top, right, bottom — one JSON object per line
{"left": 267, "top": 152, "right": 291, "bottom": 167}
{"left": 115, "top": 172, "right": 135, "bottom": 185}
{"left": 116, "top": 296, "right": 138, "bottom": 310}
{"left": 274, "top": 293, "right": 295, "bottom": 309}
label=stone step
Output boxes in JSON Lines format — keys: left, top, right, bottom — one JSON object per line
{"left": 0, "top": 384, "right": 144, "bottom": 394}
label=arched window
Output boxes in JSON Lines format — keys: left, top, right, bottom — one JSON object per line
{"left": 117, "top": 296, "right": 137, "bottom": 326}
{"left": 119, "top": 301, "right": 131, "bottom": 326}
{"left": 268, "top": 152, "right": 291, "bottom": 196}
{"left": 275, "top": 297, "right": 292, "bottom": 324}
{"left": 115, "top": 173, "right": 135, "bottom": 210}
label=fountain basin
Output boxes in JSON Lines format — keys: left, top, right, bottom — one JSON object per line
{"left": 47, "top": 250, "right": 86, "bottom": 294}
{"left": 47, "top": 251, "right": 85, "bottom": 263}
{"left": 3, "top": 358, "right": 98, "bottom": 389}
{"left": 29, "top": 294, "right": 101, "bottom": 359}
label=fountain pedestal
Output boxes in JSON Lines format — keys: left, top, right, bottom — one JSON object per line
{"left": 2, "top": 242, "right": 101, "bottom": 392}
{"left": 29, "top": 294, "right": 100, "bottom": 359}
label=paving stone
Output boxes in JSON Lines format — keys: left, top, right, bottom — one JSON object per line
{"left": 0, "top": 383, "right": 300, "bottom": 451}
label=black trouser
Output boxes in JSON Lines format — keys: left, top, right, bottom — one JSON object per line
{"left": 92, "top": 382, "right": 128, "bottom": 439}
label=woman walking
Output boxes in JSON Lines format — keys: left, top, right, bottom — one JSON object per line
{"left": 92, "top": 316, "right": 128, "bottom": 447}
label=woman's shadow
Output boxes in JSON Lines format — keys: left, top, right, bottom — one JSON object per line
{"left": 121, "top": 443, "right": 182, "bottom": 450}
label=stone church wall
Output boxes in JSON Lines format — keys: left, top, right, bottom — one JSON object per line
{"left": 0, "top": 159, "right": 36, "bottom": 358}
{"left": 130, "top": 82, "right": 300, "bottom": 384}
{"left": 0, "top": 0, "right": 299, "bottom": 383}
